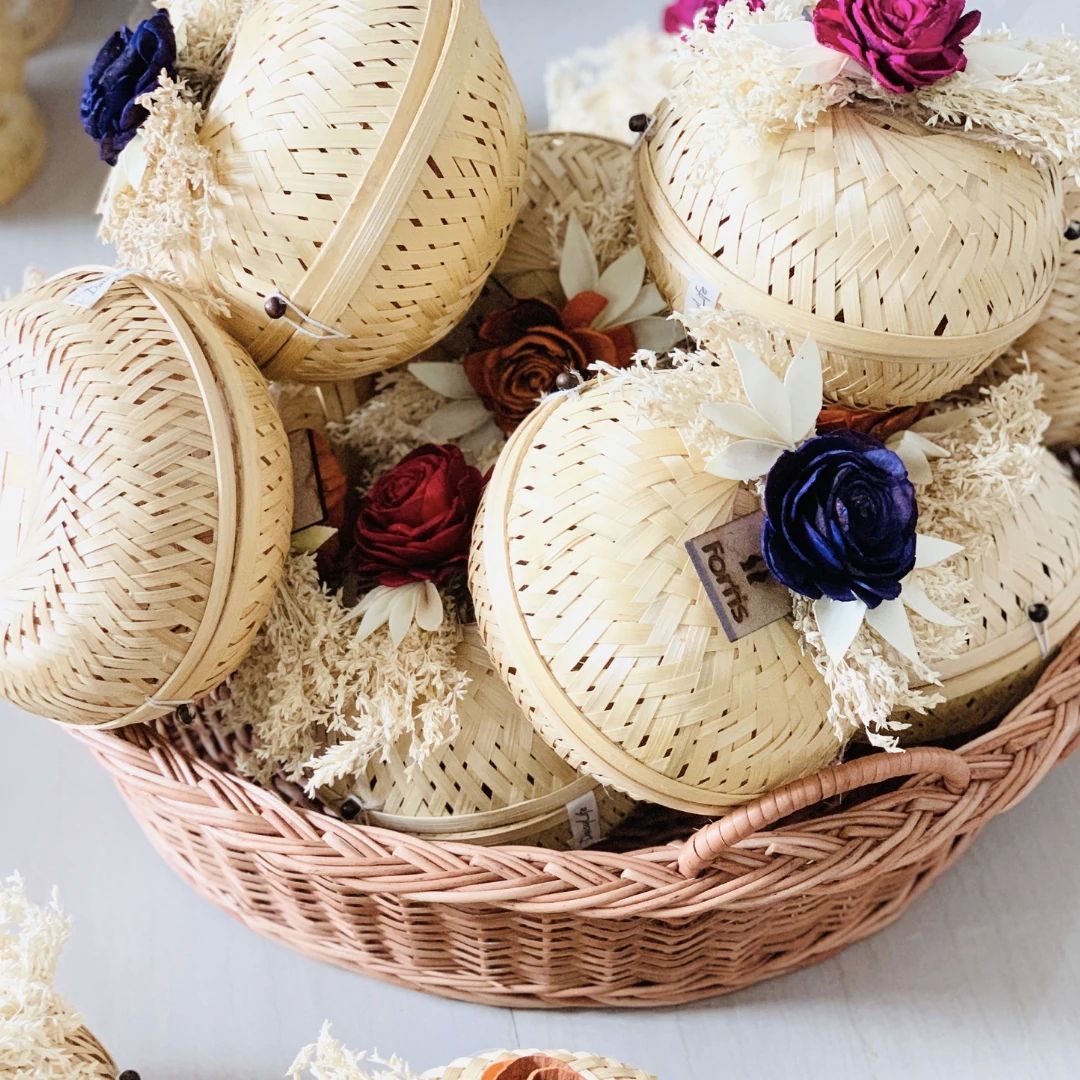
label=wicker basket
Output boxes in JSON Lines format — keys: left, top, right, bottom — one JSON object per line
{"left": 192, "top": 0, "right": 528, "bottom": 383}
{"left": 0, "top": 14, "right": 45, "bottom": 207}
{"left": 898, "top": 449, "right": 1080, "bottom": 743}
{"left": 635, "top": 104, "right": 1063, "bottom": 408}
{"left": 0, "top": 268, "right": 292, "bottom": 728}
{"left": 430, "top": 1050, "right": 655, "bottom": 1080}
{"left": 495, "top": 132, "right": 633, "bottom": 303}
{"left": 5, "top": 0, "right": 71, "bottom": 53}
{"left": 76, "top": 623, "right": 1080, "bottom": 1006}
{"left": 469, "top": 378, "right": 841, "bottom": 815}
{"left": 65, "top": 1026, "right": 117, "bottom": 1079}
{"left": 1004, "top": 192, "right": 1080, "bottom": 448}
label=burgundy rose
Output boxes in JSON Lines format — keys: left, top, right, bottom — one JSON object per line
{"left": 813, "top": 0, "right": 982, "bottom": 94}
{"left": 817, "top": 402, "right": 929, "bottom": 440}
{"left": 464, "top": 295, "right": 637, "bottom": 436}
{"left": 354, "top": 445, "right": 485, "bottom": 588}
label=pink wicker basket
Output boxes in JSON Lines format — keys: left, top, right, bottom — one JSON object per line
{"left": 75, "top": 630, "right": 1080, "bottom": 1008}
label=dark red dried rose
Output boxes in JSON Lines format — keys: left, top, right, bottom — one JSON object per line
{"left": 464, "top": 295, "right": 636, "bottom": 435}
{"left": 817, "top": 402, "right": 930, "bottom": 441}
{"left": 353, "top": 444, "right": 485, "bottom": 588}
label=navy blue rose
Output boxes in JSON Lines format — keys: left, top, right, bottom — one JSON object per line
{"left": 762, "top": 431, "right": 917, "bottom": 609}
{"left": 80, "top": 10, "right": 177, "bottom": 166}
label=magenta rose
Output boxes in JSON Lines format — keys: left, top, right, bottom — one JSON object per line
{"left": 813, "top": 0, "right": 981, "bottom": 93}
{"left": 663, "top": 0, "right": 763, "bottom": 34}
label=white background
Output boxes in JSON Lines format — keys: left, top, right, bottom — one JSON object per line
{"left": 2, "top": 1, "right": 1079, "bottom": 1076}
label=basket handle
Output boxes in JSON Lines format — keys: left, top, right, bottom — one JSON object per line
{"left": 677, "top": 747, "right": 972, "bottom": 878}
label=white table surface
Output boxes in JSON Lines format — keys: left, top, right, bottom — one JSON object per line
{"left": 3, "top": 1, "right": 1080, "bottom": 1076}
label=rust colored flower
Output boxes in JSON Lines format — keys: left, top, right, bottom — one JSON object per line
{"left": 464, "top": 295, "right": 637, "bottom": 435}
{"left": 817, "top": 402, "right": 930, "bottom": 441}
{"left": 481, "top": 1056, "right": 585, "bottom": 1080}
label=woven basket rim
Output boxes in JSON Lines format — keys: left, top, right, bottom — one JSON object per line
{"left": 76, "top": 624, "right": 1080, "bottom": 919}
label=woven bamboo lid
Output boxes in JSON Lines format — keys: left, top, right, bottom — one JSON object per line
{"left": 429, "top": 1050, "right": 656, "bottom": 1080}
{"left": 495, "top": 131, "right": 633, "bottom": 302}
{"left": 196, "top": 0, "right": 528, "bottom": 383}
{"left": 900, "top": 449, "right": 1080, "bottom": 743}
{"left": 0, "top": 269, "right": 292, "bottom": 728}
{"left": 470, "top": 379, "right": 841, "bottom": 814}
{"left": 354, "top": 625, "right": 632, "bottom": 847}
{"left": 636, "top": 103, "right": 1063, "bottom": 408}
{"left": 1007, "top": 191, "right": 1080, "bottom": 449}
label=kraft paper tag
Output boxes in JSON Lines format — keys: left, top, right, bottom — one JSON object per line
{"left": 566, "top": 791, "right": 602, "bottom": 850}
{"left": 686, "top": 510, "right": 792, "bottom": 642}
{"left": 289, "top": 429, "right": 328, "bottom": 533}
{"left": 684, "top": 277, "right": 720, "bottom": 313}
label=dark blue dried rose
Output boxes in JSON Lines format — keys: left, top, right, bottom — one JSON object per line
{"left": 762, "top": 431, "right": 917, "bottom": 609}
{"left": 80, "top": 10, "right": 177, "bottom": 166}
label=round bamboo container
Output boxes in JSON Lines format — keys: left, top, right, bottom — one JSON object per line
{"left": 352, "top": 627, "right": 633, "bottom": 848}
{"left": 495, "top": 132, "right": 633, "bottom": 302}
{"left": 6, "top": 0, "right": 72, "bottom": 53}
{"left": 194, "top": 0, "right": 528, "bottom": 383}
{"left": 1006, "top": 192, "right": 1080, "bottom": 448}
{"left": 0, "top": 268, "right": 293, "bottom": 729}
{"left": 429, "top": 1050, "right": 656, "bottom": 1080}
{"left": 635, "top": 104, "right": 1064, "bottom": 408}
{"left": 469, "top": 378, "right": 842, "bottom": 815}
{"left": 898, "top": 449, "right": 1080, "bottom": 744}
{"left": 0, "top": 13, "right": 46, "bottom": 207}
{"left": 65, "top": 1025, "right": 118, "bottom": 1079}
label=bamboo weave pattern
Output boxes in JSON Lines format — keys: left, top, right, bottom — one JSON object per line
{"left": 636, "top": 105, "right": 1063, "bottom": 407}
{"left": 430, "top": 1050, "right": 656, "bottom": 1080}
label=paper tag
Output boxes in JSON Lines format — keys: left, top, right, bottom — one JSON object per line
{"left": 683, "top": 277, "right": 720, "bottom": 313}
{"left": 686, "top": 510, "right": 792, "bottom": 642}
{"left": 289, "top": 429, "right": 329, "bottom": 533}
{"left": 66, "top": 271, "right": 130, "bottom": 311}
{"left": 566, "top": 791, "right": 602, "bottom": 850}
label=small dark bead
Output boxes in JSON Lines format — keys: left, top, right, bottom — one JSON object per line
{"left": 176, "top": 703, "right": 195, "bottom": 725}
{"left": 119, "top": 1071, "right": 141, "bottom": 1080}
{"left": 1065, "top": 221, "right": 1080, "bottom": 241}
{"left": 555, "top": 371, "right": 577, "bottom": 392}
{"left": 341, "top": 798, "right": 362, "bottom": 821}
{"left": 1028, "top": 602, "right": 1050, "bottom": 624}
{"left": 264, "top": 294, "right": 288, "bottom": 319}
{"left": 628, "top": 113, "right": 650, "bottom": 134}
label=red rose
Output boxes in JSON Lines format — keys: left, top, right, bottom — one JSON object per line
{"left": 354, "top": 445, "right": 485, "bottom": 587}
{"left": 464, "top": 295, "right": 637, "bottom": 436}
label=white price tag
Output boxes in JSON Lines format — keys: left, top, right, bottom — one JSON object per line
{"left": 66, "top": 271, "right": 131, "bottom": 311}
{"left": 684, "top": 278, "right": 720, "bottom": 313}
{"left": 566, "top": 791, "right": 602, "bottom": 850}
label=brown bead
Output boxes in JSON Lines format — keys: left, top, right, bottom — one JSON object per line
{"left": 119, "top": 1071, "right": 142, "bottom": 1080}
{"left": 555, "top": 371, "right": 577, "bottom": 392}
{"left": 1066, "top": 221, "right": 1080, "bottom": 241}
{"left": 628, "top": 113, "right": 650, "bottom": 134}
{"left": 175, "top": 704, "right": 195, "bottom": 725}
{"left": 264, "top": 294, "right": 288, "bottom": 319}
{"left": 341, "top": 798, "right": 362, "bottom": 821}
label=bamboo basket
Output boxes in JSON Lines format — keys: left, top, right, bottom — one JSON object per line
{"left": 1003, "top": 192, "right": 1080, "bottom": 448}
{"left": 65, "top": 1026, "right": 118, "bottom": 1079}
{"left": 430, "top": 1050, "right": 655, "bottom": 1080}
{"left": 898, "top": 449, "right": 1080, "bottom": 744}
{"left": 635, "top": 104, "right": 1063, "bottom": 408}
{"left": 5, "top": 0, "right": 71, "bottom": 53}
{"left": 469, "top": 379, "right": 842, "bottom": 815}
{"left": 76, "top": 624, "right": 1080, "bottom": 1006}
{"left": 0, "top": 13, "right": 45, "bottom": 207}
{"left": 0, "top": 268, "right": 293, "bottom": 729}
{"left": 192, "top": 0, "right": 528, "bottom": 383}
{"left": 495, "top": 132, "right": 633, "bottom": 303}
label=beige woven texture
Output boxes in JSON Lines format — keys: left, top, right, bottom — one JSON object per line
{"left": 0, "top": 12, "right": 45, "bottom": 208}
{"left": 470, "top": 379, "right": 841, "bottom": 814}
{"left": 356, "top": 626, "right": 633, "bottom": 847}
{"left": 0, "top": 269, "right": 292, "bottom": 728}
{"left": 65, "top": 1025, "right": 118, "bottom": 1080}
{"left": 4, "top": 0, "right": 71, "bottom": 54}
{"left": 495, "top": 131, "right": 633, "bottom": 302}
{"left": 77, "top": 625, "right": 1080, "bottom": 1006}
{"left": 636, "top": 105, "right": 1063, "bottom": 407}
{"left": 898, "top": 449, "right": 1080, "bottom": 743}
{"left": 429, "top": 1049, "right": 655, "bottom": 1080}
{"left": 195, "top": 0, "right": 528, "bottom": 383}
{"left": 1002, "top": 191, "right": 1080, "bottom": 447}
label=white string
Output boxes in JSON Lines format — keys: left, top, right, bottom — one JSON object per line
{"left": 269, "top": 292, "right": 351, "bottom": 341}
{"left": 1030, "top": 609, "right": 1051, "bottom": 660}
